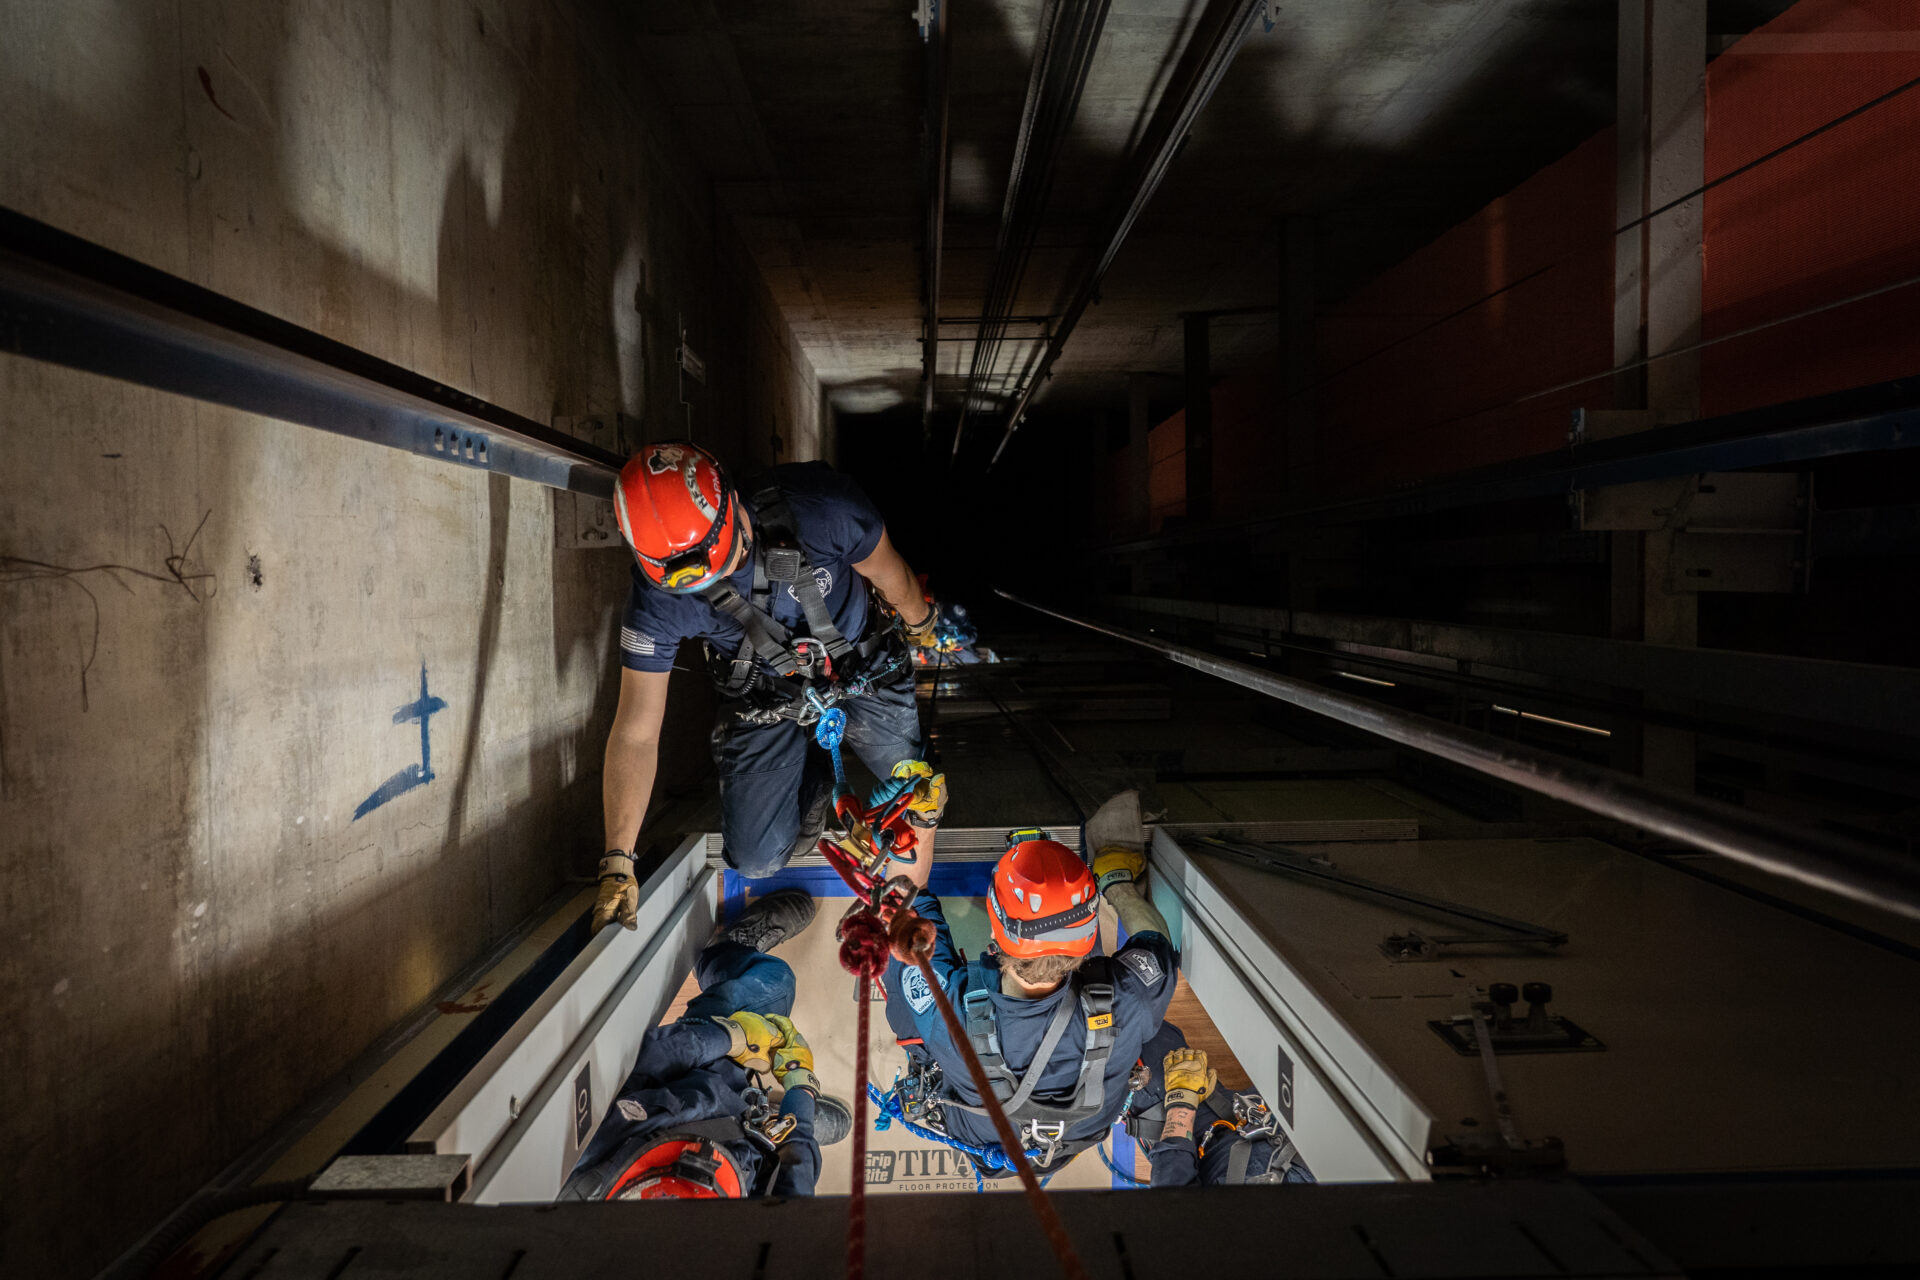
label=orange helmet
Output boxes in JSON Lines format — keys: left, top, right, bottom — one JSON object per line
{"left": 606, "top": 1136, "right": 746, "bottom": 1200}
{"left": 612, "top": 442, "right": 742, "bottom": 593}
{"left": 988, "top": 835, "right": 1098, "bottom": 959}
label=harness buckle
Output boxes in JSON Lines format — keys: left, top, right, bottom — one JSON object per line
{"left": 1024, "top": 1120, "right": 1067, "bottom": 1168}
{"left": 1231, "top": 1093, "right": 1281, "bottom": 1141}
{"left": 899, "top": 1062, "right": 945, "bottom": 1127}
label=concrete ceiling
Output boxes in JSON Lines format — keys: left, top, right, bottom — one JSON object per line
{"left": 618, "top": 1, "right": 1789, "bottom": 424}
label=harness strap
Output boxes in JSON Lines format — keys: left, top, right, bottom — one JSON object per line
{"left": 749, "top": 483, "right": 852, "bottom": 660}
{"left": 1225, "top": 1138, "right": 1255, "bottom": 1186}
{"left": 1074, "top": 970, "right": 1116, "bottom": 1113}
{"left": 706, "top": 581, "right": 803, "bottom": 673}
{"left": 946, "top": 987, "right": 1079, "bottom": 1120}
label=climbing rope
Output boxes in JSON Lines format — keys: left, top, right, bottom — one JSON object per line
{"left": 838, "top": 910, "right": 890, "bottom": 1280}
{"left": 866, "top": 1082, "right": 1040, "bottom": 1175}
{"left": 886, "top": 912, "right": 1090, "bottom": 1280}
{"left": 815, "top": 697, "right": 1088, "bottom": 1280}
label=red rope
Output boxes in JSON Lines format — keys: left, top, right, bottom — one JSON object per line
{"left": 838, "top": 912, "right": 891, "bottom": 1280}
{"left": 887, "top": 916, "right": 1090, "bottom": 1280}
{"left": 826, "top": 800, "right": 1087, "bottom": 1279}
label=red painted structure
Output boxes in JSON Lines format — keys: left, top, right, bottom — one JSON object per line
{"left": 1099, "top": 0, "right": 1920, "bottom": 535}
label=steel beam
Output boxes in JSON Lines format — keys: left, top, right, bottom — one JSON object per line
{"left": 999, "top": 590, "right": 1920, "bottom": 922}
{"left": 1106, "top": 374, "right": 1920, "bottom": 548}
{"left": 1107, "top": 594, "right": 1920, "bottom": 739}
{"left": 919, "top": 0, "right": 952, "bottom": 433}
{"left": 1184, "top": 312, "right": 1213, "bottom": 522}
{"left": 951, "top": 0, "right": 1113, "bottom": 458}
{"left": 0, "top": 206, "right": 622, "bottom": 496}
{"left": 988, "top": 0, "right": 1264, "bottom": 466}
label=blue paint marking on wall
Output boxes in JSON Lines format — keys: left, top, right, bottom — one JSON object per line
{"left": 353, "top": 663, "right": 449, "bottom": 821}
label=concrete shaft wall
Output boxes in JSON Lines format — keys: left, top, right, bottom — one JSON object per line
{"left": 0, "top": 2, "right": 818, "bottom": 1273}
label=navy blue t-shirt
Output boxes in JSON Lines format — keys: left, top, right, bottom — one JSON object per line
{"left": 617, "top": 462, "right": 886, "bottom": 674}
{"left": 882, "top": 890, "right": 1179, "bottom": 1154}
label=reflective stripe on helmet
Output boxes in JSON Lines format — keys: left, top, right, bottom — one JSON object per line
{"left": 987, "top": 883, "right": 1098, "bottom": 947}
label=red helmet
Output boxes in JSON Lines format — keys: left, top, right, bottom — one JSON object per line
{"left": 606, "top": 1136, "right": 746, "bottom": 1200}
{"left": 612, "top": 442, "right": 742, "bottom": 593}
{"left": 988, "top": 835, "right": 1098, "bottom": 959}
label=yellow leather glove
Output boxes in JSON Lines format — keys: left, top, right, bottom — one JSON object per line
{"left": 891, "top": 759, "right": 949, "bottom": 830}
{"left": 592, "top": 852, "right": 640, "bottom": 933}
{"left": 1093, "top": 845, "right": 1146, "bottom": 895}
{"left": 902, "top": 600, "right": 939, "bottom": 649}
{"left": 1163, "top": 1047, "right": 1218, "bottom": 1111}
{"left": 767, "top": 1015, "right": 820, "bottom": 1093}
{"left": 714, "top": 1010, "right": 785, "bottom": 1073}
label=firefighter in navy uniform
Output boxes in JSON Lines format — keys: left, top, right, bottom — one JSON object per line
{"left": 590, "top": 442, "right": 947, "bottom": 933}
{"left": 1120, "top": 1027, "right": 1316, "bottom": 1186}
{"left": 880, "top": 832, "right": 1179, "bottom": 1174}
{"left": 559, "top": 890, "right": 853, "bottom": 1201}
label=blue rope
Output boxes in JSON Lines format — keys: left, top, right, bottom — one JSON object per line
{"left": 809, "top": 694, "right": 850, "bottom": 796}
{"left": 866, "top": 1082, "right": 1041, "bottom": 1185}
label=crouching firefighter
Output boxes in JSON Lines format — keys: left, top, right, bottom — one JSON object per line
{"left": 559, "top": 891, "right": 853, "bottom": 1200}
{"left": 593, "top": 442, "right": 944, "bottom": 932}
{"left": 1121, "top": 1030, "right": 1316, "bottom": 1186}
{"left": 880, "top": 832, "right": 1179, "bottom": 1174}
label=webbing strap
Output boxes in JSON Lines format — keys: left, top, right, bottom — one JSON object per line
{"left": 706, "top": 582, "right": 801, "bottom": 669}
{"left": 1074, "top": 977, "right": 1115, "bottom": 1113}
{"left": 749, "top": 484, "right": 851, "bottom": 659}
{"left": 1225, "top": 1138, "right": 1254, "bottom": 1186}
{"left": 946, "top": 988, "right": 1080, "bottom": 1120}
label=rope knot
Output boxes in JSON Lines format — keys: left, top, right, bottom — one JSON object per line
{"left": 837, "top": 909, "right": 891, "bottom": 980}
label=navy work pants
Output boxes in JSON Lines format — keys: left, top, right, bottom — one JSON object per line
{"left": 711, "top": 663, "right": 925, "bottom": 877}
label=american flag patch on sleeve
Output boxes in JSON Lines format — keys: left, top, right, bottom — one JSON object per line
{"left": 619, "top": 626, "right": 656, "bottom": 656}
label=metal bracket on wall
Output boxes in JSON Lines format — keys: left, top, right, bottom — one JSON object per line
{"left": 551, "top": 414, "right": 629, "bottom": 549}
{"left": 1187, "top": 835, "right": 1570, "bottom": 961}
{"left": 1429, "top": 982, "right": 1603, "bottom": 1056}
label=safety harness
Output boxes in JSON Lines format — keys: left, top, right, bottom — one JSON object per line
{"left": 942, "top": 958, "right": 1118, "bottom": 1169}
{"left": 1123, "top": 1086, "right": 1301, "bottom": 1185}
{"left": 699, "top": 479, "right": 904, "bottom": 726}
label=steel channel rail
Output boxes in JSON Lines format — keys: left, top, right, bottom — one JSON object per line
{"left": 988, "top": 0, "right": 1263, "bottom": 467}
{"left": 0, "top": 205, "right": 622, "bottom": 496}
{"left": 996, "top": 589, "right": 1920, "bottom": 922}
{"left": 952, "top": 0, "right": 1113, "bottom": 460}
{"left": 920, "top": 0, "right": 952, "bottom": 433}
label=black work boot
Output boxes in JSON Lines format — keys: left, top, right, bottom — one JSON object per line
{"left": 718, "top": 889, "right": 817, "bottom": 953}
{"left": 813, "top": 1092, "right": 854, "bottom": 1146}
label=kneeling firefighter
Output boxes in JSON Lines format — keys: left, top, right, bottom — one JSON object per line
{"left": 593, "top": 442, "right": 946, "bottom": 933}
{"left": 559, "top": 891, "right": 852, "bottom": 1200}
{"left": 881, "top": 831, "right": 1179, "bottom": 1172}
{"left": 1120, "top": 1030, "right": 1316, "bottom": 1186}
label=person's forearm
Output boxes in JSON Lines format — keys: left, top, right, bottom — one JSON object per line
{"left": 603, "top": 731, "right": 660, "bottom": 852}
{"left": 898, "top": 825, "right": 935, "bottom": 889}
{"left": 1105, "top": 880, "right": 1170, "bottom": 938}
{"left": 861, "top": 541, "right": 932, "bottom": 625}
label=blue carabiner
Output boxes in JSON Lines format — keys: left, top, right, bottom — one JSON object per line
{"left": 810, "top": 693, "right": 849, "bottom": 795}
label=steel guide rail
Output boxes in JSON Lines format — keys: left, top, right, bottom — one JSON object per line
{"left": 996, "top": 589, "right": 1920, "bottom": 922}
{"left": 0, "top": 205, "right": 622, "bottom": 496}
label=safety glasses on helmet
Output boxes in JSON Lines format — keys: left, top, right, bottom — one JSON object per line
{"left": 634, "top": 489, "right": 741, "bottom": 593}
